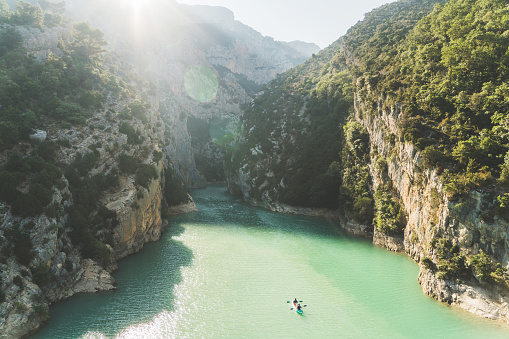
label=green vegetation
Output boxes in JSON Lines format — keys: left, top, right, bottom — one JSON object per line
{"left": 431, "top": 238, "right": 469, "bottom": 280}
{"left": 424, "top": 239, "right": 507, "bottom": 286}
{"left": 3, "top": 225, "right": 34, "bottom": 266}
{"left": 339, "top": 121, "right": 373, "bottom": 224}
{"left": 227, "top": 41, "right": 352, "bottom": 209}
{"left": 374, "top": 183, "right": 406, "bottom": 235}
{"left": 31, "top": 263, "right": 53, "bottom": 286}
{"left": 470, "top": 250, "right": 507, "bottom": 285}
{"left": 118, "top": 154, "right": 139, "bottom": 174}
{"left": 346, "top": 0, "right": 509, "bottom": 202}
{"left": 135, "top": 164, "right": 158, "bottom": 189}
{"left": 0, "top": 7, "right": 155, "bottom": 267}
{"left": 163, "top": 165, "right": 190, "bottom": 208}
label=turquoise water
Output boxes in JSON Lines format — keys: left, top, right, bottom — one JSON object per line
{"left": 32, "top": 185, "right": 509, "bottom": 338}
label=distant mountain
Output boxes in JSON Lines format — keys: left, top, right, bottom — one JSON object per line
{"left": 64, "top": 0, "right": 320, "bottom": 187}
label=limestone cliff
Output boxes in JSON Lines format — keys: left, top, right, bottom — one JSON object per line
{"left": 0, "top": 24, "right": 168, "bottom": 338}
{"left": 352, "top": 93, "right": 509, "bottom": 322}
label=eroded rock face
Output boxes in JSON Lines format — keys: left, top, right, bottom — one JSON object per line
{"left": 5, "top": 23, "right": 70, "bottom": 61}
{"left": 71, "top": 259, "right": 116, "bottom": 293}
{"left": 108, "top": 160, "right": 165, "bottom": 259}
{"left": 354, "top": 94, "right": 509, "bottom": 323}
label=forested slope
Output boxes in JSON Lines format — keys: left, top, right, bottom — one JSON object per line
{"left": 227, "top": 0, "right": 509, "bottom": 321}
{"left": 0, "top": 2, "right": 167, "bottom": 336}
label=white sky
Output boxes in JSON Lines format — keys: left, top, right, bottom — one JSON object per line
{"left": 176, "top": 0, "right": 396, "bottom": 48}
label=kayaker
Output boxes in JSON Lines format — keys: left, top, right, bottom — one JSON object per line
{"left": 297, "top": 304, "right": 302, "bottom": 311}
{"left": 293, "top": 298, "right": 298, "bottom": 304}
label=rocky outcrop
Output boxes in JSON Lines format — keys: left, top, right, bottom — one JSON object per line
{"left": 107, "top": 158, "right": 165, "bottom": 259}
{"left": 0, "top": 23, "right": 70, "bottom": 61}
{"left": 71, "top": 259, "right": 116, "bottom": 293}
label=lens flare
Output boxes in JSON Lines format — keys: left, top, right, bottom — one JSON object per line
{"left": 184, "top": 66, "right": 219, "bottom": 103}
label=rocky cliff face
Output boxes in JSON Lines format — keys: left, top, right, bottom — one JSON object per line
{"left": 0, "top": 106, "right": 167, "bottom": 339}
{"left": 0, "top": 25, "right": 169, "bottom": 338}
{"left": 353, "top": 94, "right": 509, "bottom": 322}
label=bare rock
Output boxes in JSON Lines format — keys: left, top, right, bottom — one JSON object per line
{"left": 72, "top": 259, "right": 116, "bottom": 293}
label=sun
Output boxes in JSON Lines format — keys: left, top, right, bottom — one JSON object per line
{"left": 129, "top": 0, "right": 144, "bottom": 12}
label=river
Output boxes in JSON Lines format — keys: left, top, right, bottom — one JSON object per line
{"left": 31, "top": 185, "right": 509, "bottom": 338}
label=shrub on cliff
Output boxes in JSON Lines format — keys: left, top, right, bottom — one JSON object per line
{"left": 4, "top": 226, "right": 34, "bottom": 266}
{"left": 118, "top": 154, "right": 139, "bottom": 174}
{"left": 163, "top": 165, "right": 190, "bottom": 207}
{"left": 135, "top": 164, "right": 158, "bottom": 189}
{"left": 31, "top": 263, "right": 53, "bottom": 286}
{"left": 374, "top": 183, "right": 406, "bottom": 235}
{"left": 119, "top": 122, "right": 143, "bottom": 145}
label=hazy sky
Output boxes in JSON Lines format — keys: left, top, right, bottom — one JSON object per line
{"left": 176, "top": 0, "right": 396, "bottom": 48}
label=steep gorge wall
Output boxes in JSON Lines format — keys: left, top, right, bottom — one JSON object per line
{"left": 354, "top": 95, "right": 509, "bottom": 322}
{"left": 0, "top": 24, "right": 170, "bottom": 337}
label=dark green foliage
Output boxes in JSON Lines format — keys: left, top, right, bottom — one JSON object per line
{"left": 431, "top": 238, "right": 469, "bottom": 280}
{"left": 374, "top": 183, "right": 406, "bottom": 235}
{"left": 421, "top": 146, "right": 446, "bottom": 169}
{"left": 421, "top": 257, "right": 434, "bottom": 270}
{"left": 29, "top": 183, "right": 52, "bottom": 207}
{"left": 128, "top": 99, "right": 149, "bottom": 123}
{"left": 469, "top": 250, "right": 505, "bottom": 284}
{"left": 0, "top": 171, "right": 21, "bottom": 203}
{"left": 119, "top": 122, "right": 142, "bottom": 144}
{"left": 70, "top": 22, "right": 107, "bottom": 63}
{"left": 67, "top": 204, "right": 111, "bottom": 264}
{"left": 13, "top": 275, "right": 23, "bottom": 288}
{"left": 4, "top": 226, "right": 34, "bottom": 266}
{"left": 44, "top": 202, "right": 61, "bottom": 219}
{"left": 31, "top": 263, "right": 53, "bottom": 286}
{"left": 163, "top": 165, "right": 190, "bottom": 207}
{"left": 495, "top": 193, "right": 509, "bottom": 221}
{"left": 118, "top": 154, "right": 138, "bottom": 174}
{"left": 96, "top": 204, "right": 118, "bottom": 228}
{"left": 12, "top": 192, "right": 45, "bottom": 217}
{"left": 65, "top": 258, "right": 73, "bottom": 272}
{"left": 135, "top": 164, "right": 158, "bottom": 189}
{"left": 347, "top": 0, "right": 509, "bottom": 196}
{"left": 73, "top": 152, "right": 99, "bottom": 176}
{"left": 340, "top": 121, "right": 373, "bottom": 224}
{"left": 36, "top": 141, "right": 58, "bottom": 161}
{"left": 152, "top": 150, "right": 163, "bottom": 163}
{"left": 0, "top": 121, "right": 19, "bottom": 147}
{"left": 228, "top": 44, "right": 351, "bottom": 209}
{"left": 34, "top": 303, "right": 49, "bottom": 316}
{"left": 77, "top": 90, "right": 103, "bottom": 110}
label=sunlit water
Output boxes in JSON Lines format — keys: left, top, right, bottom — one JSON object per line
{"left": 31, "top": 185, "right": 509, "bottom": 338}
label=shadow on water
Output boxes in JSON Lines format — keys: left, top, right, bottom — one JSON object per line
{"left": 183, "top": 184, "right": 356, "bottom": 241}
{"left": 30, "top": 226, "right": 194, "bottom": 339}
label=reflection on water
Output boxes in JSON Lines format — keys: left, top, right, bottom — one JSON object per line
{"left": 31, "top": 185, "right": 509, "bottom": 339}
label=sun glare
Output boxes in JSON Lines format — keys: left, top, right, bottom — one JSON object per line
{"left": 130, "top": 0, "right": 144, "bottom": 12}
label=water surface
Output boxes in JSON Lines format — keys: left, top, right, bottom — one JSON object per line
{"left": 32, "top": 185, "right": 509, "bottom": 338}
